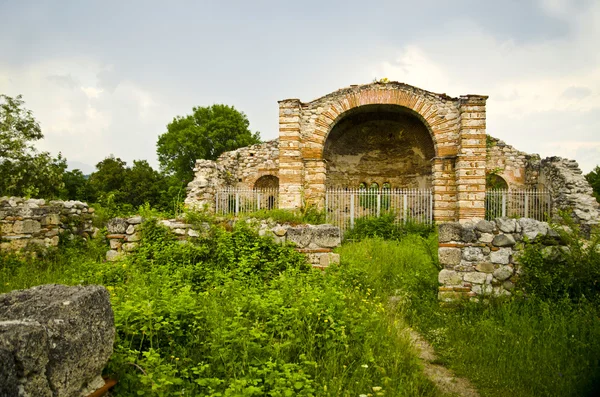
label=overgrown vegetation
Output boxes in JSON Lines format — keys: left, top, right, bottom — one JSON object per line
{"left": 2, "top": 204, "right": 600, "bottom": 396}
{"left": 0, "top": 220, "right": 437, "bottom": 397}
{"left": 344, "top": 213, "right": 436, "bottom": 242}
{"left": 338, "top": 225, "right": 600, "bottom": 397}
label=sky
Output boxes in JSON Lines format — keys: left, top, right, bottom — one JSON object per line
{"left": 0, "top": 0, "right": 598, "bottom": 174}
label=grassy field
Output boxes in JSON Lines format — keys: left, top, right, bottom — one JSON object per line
{"left": 1, "top": 218, "right": 599, "bottom": 396}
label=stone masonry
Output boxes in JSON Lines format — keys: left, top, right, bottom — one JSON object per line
{"left": 105, "top": 216, "right": 341, "bottom": 268}
{"left": 186, "top": 82, "right": 490, "bottom": 223}
{"left": 437, "top": 217, "right": 566, "bottom": 301}
{"left": 0, "top": 197, "right": 94, "bottom": 252}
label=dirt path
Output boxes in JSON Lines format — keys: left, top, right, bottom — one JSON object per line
{"left": 402, "top": 327, "right": 480, "bottom": 397}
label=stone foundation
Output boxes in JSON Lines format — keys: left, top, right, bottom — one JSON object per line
{"left": 0, "top": 197, "right": 94, "bottom": 252}
{"left": 105, "top": 216, "right": 342, "bottom": 268}
{"left": 437, "top": 218, "right": 565, "bottom": 301}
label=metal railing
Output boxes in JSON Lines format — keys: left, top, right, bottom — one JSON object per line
{"left": 325, "top": 188, "right": 433, "bottom": 236}
{"left": 215, "top": 187, "right": 279, "bottom": 215}
{"left": 485, "top": 188, "right": 552, "bottom": 221}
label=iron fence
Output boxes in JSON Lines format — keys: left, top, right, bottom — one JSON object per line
{"left": 325, "top": 188, "right": 433, "bottom": 236}
{"left": 215, "top": 187, "right": 279, "bottom": 216}
{"left": 485, "top": 188, "right": 552, "bottom": 221}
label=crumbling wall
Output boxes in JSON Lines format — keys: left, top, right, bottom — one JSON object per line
{"left": 184, "top": 160, "right": 231, "bottom": 211}
{"left": 216, "top": 139, "right": 279, "bottom": 187}
{"left": 538, "top": 157, "right": 600, "bottom": 230}
{"left": 0, "top": 197, "right": 94, "bottom": 252}
{"left": 104, "top": 216, "right": 342, "bottom": 268}
{"left": 486, "top": 136, "right": 540, "bottom": 187}
{"left": 437, "top": 218, "right": 564, "bottom": 301}
{"left": 184, "top": 141, "right": 279, "bottom": 210}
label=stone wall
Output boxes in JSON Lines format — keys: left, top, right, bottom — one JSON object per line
{"left": 437, "top": 218, "right": 564, "bottom": 301}
{"left": 486, "top": 136, "right": 540, "bottom": 187}
{"left": 538, "top": 157, "right": 600, "bottom": 231}
{"left": 0, "top": 197, "right": 94, "bottom": 252}
{"left": 216, "top": 139, "right": 279, "bottom": 187}
{"left": 105, "top": 216, "right": 342, "bottom": 268}
{"left": 184, "top": 141, "right": 280, "bottom": 211}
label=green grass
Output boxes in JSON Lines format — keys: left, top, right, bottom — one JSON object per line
{"left": 337, "top": 236, "right": 600, "bottom": 397}
{"left": 3, "top": 219, "right": 599, "bottom": 396}
{"left": 0, "top": 221, "right": 437, "bottom": 397}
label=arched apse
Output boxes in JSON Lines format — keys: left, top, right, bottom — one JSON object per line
{"left": 323, "top": 104, "right": 435, "bottom": 189}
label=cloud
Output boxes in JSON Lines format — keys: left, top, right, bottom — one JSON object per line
{"left": 371, "top": 0, "right": 600, "bottom": 173}
{"left": 0, "top": 57, "right": 173, "bottom": 170}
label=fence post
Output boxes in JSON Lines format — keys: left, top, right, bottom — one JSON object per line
{"left": 501, "top": 191, "right": 507, "bottom": 217}
{"left": 377, "top": 193, "right": 381, "bottom": 217}
{"left": 235, "top": 193, "right": 240, "bottom": 216}
{"left": 403, "top": 194, "right": 408, "bottom": 224}
{"left": 325, "top": 190, "right": 329, "bottom": 223}
{"left": 257, "top": 192, "right": 261, "bottom": 211}
{"left": 524, "top": 193, "right": 529, "bottom": 218}
{"left": 429, "top": 190, "right": 433, "bottom": 223}
{"left": 350, "top": 193, "right": 355, "bottom": 229}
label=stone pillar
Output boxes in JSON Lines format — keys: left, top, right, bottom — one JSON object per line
{"left": 456, "top": 95, "right": 488, "bottom": 222}
{"left": 278, "top": 99, "right": 304, "bottom": 209}
{"left": 184, "top": 160, "right": 227, "bottom": 211}
{"left": 303, "top": 159, "right": 327, "bottom": 209}
{"left": 432, "top": 157, "right": 457, "bottom": 221}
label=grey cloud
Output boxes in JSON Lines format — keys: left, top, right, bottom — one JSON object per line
{"left": 46, "top": 74, "right": 78, "bottom": 89}
{"left": 561, "top": 86, "right": 592, "bottom": 99}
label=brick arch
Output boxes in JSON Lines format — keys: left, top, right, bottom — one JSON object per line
{"left": 312, "top": 87, "right": 454, "bottom": 159}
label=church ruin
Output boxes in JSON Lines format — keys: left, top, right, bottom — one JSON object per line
{"left": 185, "top": 81, "right": 599, "bottom": 228}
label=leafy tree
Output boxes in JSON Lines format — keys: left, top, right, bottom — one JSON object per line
{"left": 585, "top": 166, "right": 600, "bottom": 203}
{"left": 0, "top": 94, "right": 66, "bottom": 197}
{"left": 121, "top": 160, "right": 164, "bottom": 208}
{"left": 157, "top": 104, "right": 261, "bottom": 182}
{"left": 87, "top": 155, "right": 128, "bottom": 202}
{"left": 61, "top": 169, "right": 91, "bottom": 201}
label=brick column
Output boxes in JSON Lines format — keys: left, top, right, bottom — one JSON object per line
{"left": 303, "top": 159, "right": 327, "bottom": 209}
{"left": 432, "top": 157, "right": 457, "bottom": 221}
{"left": 278, "top": 99, "right": 304, "bottom": 209}
{"left": 456, "top": 95, "right": 488, "bottom": 222}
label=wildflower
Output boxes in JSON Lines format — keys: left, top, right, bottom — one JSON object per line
{"left": 372, "top": 386, "right": 382, "bottom": 392}
{"left": 361, "top": 364, "right": 369, "bottom": 368}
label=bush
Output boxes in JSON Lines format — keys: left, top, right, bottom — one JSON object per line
{"left": 344, "top": 213, "right": 435, "bottom": 241}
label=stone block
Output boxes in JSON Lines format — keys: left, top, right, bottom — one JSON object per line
{"left": 519, "top": 218, "right": 548, "bottom": 240}
{"left": 438, "top": 269, "right": 463, "bottom": 285}
{"left": 319, "top": 253, "right": 340, "bottom": 267}
{"left": 0, "top": 285, "right": 114, "bottom": 397}
{"left": 493, "top": 265, "right": 513, "bottom": 281}
{"left": 495, "top": 217, "right": 517, "bottom": 233}
{"left": 438, "top": 247, "right": 462, "bottom": 267}
{"left": 106, "top": 218, "right": 128, "bottom": 234}
{"left": 13, "top": 219, "right": 41, "bottom": 234}
{"left": 475, "top": 219, "right": 495, "bottom": 234}
{"left": 463, "top": 246, "right": 485, "bottom": 261}
{"left": 490, "top": 248, "right": 511, "bottom": 264}
{"left": 312, "top": 224, "right": 341, "bottom": 248}
{"left": 286, "top": 226, "right": 312, "bottom": 248}
{"left": 475, "top": 262, "right": 495, "bottom": 273}
{"left": 127, "top": 232, "right": 141, "bottom": 242}
{"left": 438, "top": 222, "right": 463, "bottom": 242}
{"left": 492, "top": 234, "right": 516, "bottom": 247}
{"left": 127, "top": 216, "right": 143, "bottom": 225}
{"left": 106, "top": 250, "right": 122, "bottom": 262}
{"left": 109, "top": 239, "right": 122, "bottom": 250}
{"left": 463, "top": 272, "right": 487, "bottom": 284}
{"left": 479, "top": 233, "right": 493, "bottom": 243}
{"left": 41, "top": 214, "right": 60, "bottom": 226}
{"left": 126, "top": 224, "right": 136, "bottom": 235}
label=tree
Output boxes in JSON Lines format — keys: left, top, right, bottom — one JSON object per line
{"left": 585, "top": 166, "right": 600, "bottom": 203}
{"left": 121, "top": 160, "right": 163, "bottom": 208}
{"left": 0, "top": 94, "right": 66, "bottom": 197}
{"left": 156, "top": 104, "right": 261, "bottom": 182}
{"left": 87, "top": 155, "right": 128, "bottom": 203}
